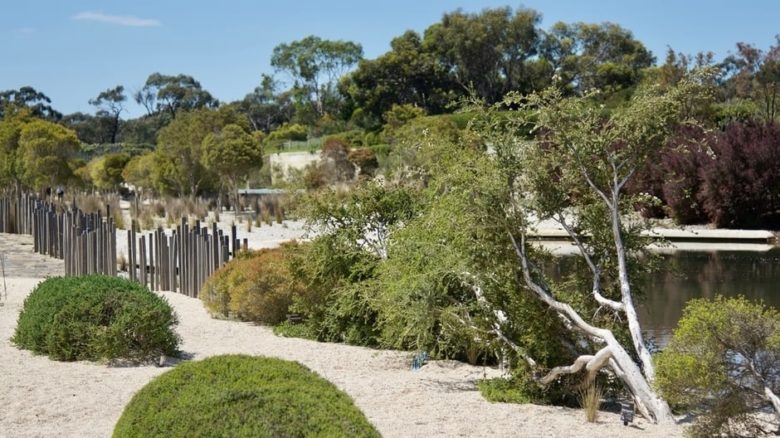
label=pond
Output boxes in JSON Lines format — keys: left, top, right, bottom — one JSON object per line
{"left": 543, "top": 242, "right": 780, "bottom": 347}
{"left": 639, "top": 246, "right": 780, "bottom": 346}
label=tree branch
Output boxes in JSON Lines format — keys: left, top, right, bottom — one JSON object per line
{"left": 554, "top": 213, "right": 624, "bottom": 312}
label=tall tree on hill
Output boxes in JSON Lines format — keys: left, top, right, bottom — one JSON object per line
{"left": 423, "top": 7, "right": 546, "bottom": 103}
{"left": 89, "top": 85, "right": 126, "bottom": 144}
{"left": 233, "top": 74, "right": 294, "bottom": 132}
{"left": 134, "top": 73, "right": 219, "bottom": 118}
{"left": 0, "top": 86, "right": 62, "bottom": 121}
{"left": 271, "top": 36, "right": 363, "bottom": 121}
{"left": 340, "top": 31, "right": 455, "bottom": 124}
{"left": 723, "top": 36, "right": 780, "bottom": 121}
{"left": 540, "top": 22, "right": 655, "bottom": 95}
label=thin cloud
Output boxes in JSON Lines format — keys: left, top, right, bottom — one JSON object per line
{"left": 72, "top": 11, "right": 161, "bottom": 27}
{"left": 16, "top": 27, "right": 37, "bottom": 34}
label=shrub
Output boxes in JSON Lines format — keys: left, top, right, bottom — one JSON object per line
{"left": 113, "top": 355, "right": 379, "bottom": 438}
{"left": 13, "top": 275, "right": 179, "bottom": 362}
{"left": 266, "top": 123, "right": 308, "bottom": 144}
{"left": 660, "top": 125, "right": 710, "bottom": 224}
{"left": 347, "top": 148, "right": 379, "bottom": 177}
{"left": 478, "top": 367, "right": 577, "bottom": 407}
{"left": 656, "top": 296, "right": 780, "bottom": 437}
{"left": 698, "top": 121, "right": 780, "bottom": 228}
{"left": 200, "top": 245, "right": 302, "bottom": 325}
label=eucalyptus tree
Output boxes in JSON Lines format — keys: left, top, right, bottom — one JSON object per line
{"left": 271, "top": 36, "right": 363, "bottom": 119}
{"left": 89, "top": 85, "right": 126, "bottom": 143}
{"left": 134, "top": 73, "right": 218, "bottom": 118}
{"left": 0, "top": 86, "right": 61, "bottom": 120}
{"left": 202, "top": 123, "right": 262, "bottom": 211}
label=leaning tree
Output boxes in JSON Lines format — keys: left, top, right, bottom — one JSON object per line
{"left": 447, "top": 74, "right": 714, "bottom": 423}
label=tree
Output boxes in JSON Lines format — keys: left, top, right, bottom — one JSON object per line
{"left": 656, "top": 296, "right": 780, "bottom": 436}
{"left": 202, "top": 123, "right": 262, "bottom": 210}
{"left": 89, "top": 85, "right": 126, "bottom": 143}
{"left": 340, "top": 31, "right": 455, "bottom": 122}
{"left": 423, "top": 7, "right": 546, "bottom": 103}
{"left": 723, "top": 36, "right": 780, "bottom": 121}
{"left": 0, "top": 86, "right": 62, "bottom": 120}
{"left": 541, "top": 22, "right": 655, "bottom": 95}
{"left": 17, "top": 119, "right": 80, "bottom": 190}
{"left": 156, "top": 106, "right": 249, "bottom": 197}
{"left": 87, "top": 152, "right": 131, "bottom": 191}
{"left": 0, "top": 107, "right": 31, "bottom": 191}
{"left": 450, "top": 75, "right": 712, "bottom": 423}
{"left": 271, "top": 36, "right": 363, "bottom": 119}
{"left": 233, "top": 74, "right": 294, "bottom": 132}
{"left": 134, "top": 73, "right": 218, "bottom": 118}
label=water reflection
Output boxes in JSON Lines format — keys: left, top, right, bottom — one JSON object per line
{"left": 639, "top": 248, "right": 780, "bottom": 345}
{"left": 541, "top": 242, "right": 780, "bottom": 346}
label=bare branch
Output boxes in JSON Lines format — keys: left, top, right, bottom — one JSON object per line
{"left": 554, "top": 214, "right": 624, "bottom": 312}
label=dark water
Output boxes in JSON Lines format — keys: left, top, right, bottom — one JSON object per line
{"left": 638, "top": 248, "right": 780, "bottom": 345}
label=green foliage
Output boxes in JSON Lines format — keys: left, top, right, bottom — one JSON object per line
{"left": 201, "top": 246, "right": 302, "bottom": 325}
{"left": 87, "top": 152, "right": 131, "bottom": 190}
{"left": 113, "top": 355, "right": 379, "bottom": 438}
{"left": 479, "top": 367, "right": 577, "bottom": 406}
{"left": 13, "top": 276, "right": 179, "bottom": 362}
{"left": 18, "top": 119, "right": 80, "bottom": 190}
{"left": 271, "top": 35, "right": 363, "bottom": 120}
{"left": 656, "top": 296, "right": 780, "bottom": 436}
{"left": 266, "top": 123, "right": 308, "bottom": 146}
{"left": 202, "top": 123, "right": 263, "bottom": 207}
{"left": 272, "top": 320, "right": 318, "bottom": 340}
{"left": 156, "top": 106, "right": 248, "bottom": 196}
{"left": 382, "top": 103, "right": 425, "bottom": 129}
{"left": 134, "top": 73, "right": 218, "bottom": 118}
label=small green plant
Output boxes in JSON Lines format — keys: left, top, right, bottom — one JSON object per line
{"left": 113, "top": 355, "right": 379, "bottom": 437}
{"left": 13, "top": 275, "right": 179, "bottom": 362}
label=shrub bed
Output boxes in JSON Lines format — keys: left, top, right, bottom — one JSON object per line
{"left": 201, "top": 245, "right": 302, "bottom": 324}
{"left": 113, "top": 355, "right": 380, "bottom": 437}
{"left": 13, "top": 275, "right": 179, "bottom": 362}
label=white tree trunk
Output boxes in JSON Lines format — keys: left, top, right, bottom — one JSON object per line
{"left": 509, "top": 232, "right": 675, "bottom": 424}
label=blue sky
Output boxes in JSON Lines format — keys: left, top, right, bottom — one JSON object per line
{"left": 4, "top": 1, "right": 779, "bottom": 117}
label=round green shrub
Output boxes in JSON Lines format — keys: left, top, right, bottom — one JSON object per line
{"left": 201, "top": 245, "right": 302, "bottom": 324}
{"left": 13, "top": 275, "right": 179, "bottom": 362}
{"left": 113, "top": 355, "right": 380, "bottom": 438}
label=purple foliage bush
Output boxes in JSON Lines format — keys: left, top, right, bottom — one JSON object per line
{"left": 698, "top": 122, "right": 780, "bottom": 229}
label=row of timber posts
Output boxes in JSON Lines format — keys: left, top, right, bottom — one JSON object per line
{"left": 2, "top": 193, "right": 249, "bottom": 297}
{"left": 127, "top": 219, "right": 246, "bottom": 298}
{"left": 0, "top": 194, "right": 34, "bottom": 235}
{"left": 0, "top": 193, "right": 117, "bottom": 276}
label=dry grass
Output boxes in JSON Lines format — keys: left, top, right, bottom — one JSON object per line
{"left": 577, "top": 382, "right": 603, "bottom": 423}
{"left": 117, "top": 253, "right": 128, "bottom": 272}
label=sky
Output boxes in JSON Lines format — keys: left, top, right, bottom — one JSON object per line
{"left": 4, "top": 0, "right": 779, "bottom": 118}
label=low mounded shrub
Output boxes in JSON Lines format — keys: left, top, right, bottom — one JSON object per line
{"left": 200, "top": 245, "right": 302, "bottom": 324}
{"left": 112, "top": 355, "right": 380, "bottom": 437}
{"left": 13, "top": 275, "right": 179, "bottom": 362}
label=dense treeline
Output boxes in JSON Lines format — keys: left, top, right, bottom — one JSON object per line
{"left": 1, "top": 5, "right": 779, "bottom": 227}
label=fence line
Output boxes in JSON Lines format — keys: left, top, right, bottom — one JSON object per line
{"left": 1, "top": 193, "right": 242, "bottom": 298}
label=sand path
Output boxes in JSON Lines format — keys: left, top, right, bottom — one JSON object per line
{"left": 0, "top": 233, "right": 682, "bottom": 437}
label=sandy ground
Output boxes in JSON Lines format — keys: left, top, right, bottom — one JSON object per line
{"left": 0, "top": 233, "right": 683, "bottom": 438}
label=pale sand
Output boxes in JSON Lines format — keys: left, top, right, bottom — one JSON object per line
{"left": 0, "top": 233, "right": 683, "bottom": 438}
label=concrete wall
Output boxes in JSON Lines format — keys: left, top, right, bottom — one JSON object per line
{"left": 269, "top": 151, "right": 320, "bottom": 184}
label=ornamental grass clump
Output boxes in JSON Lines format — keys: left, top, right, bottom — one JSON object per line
{"left": 113, "top": 355, "right": 380, "bottom": 438}
{"left": 13, "top": 275, "right": 179, "bottom": 362}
